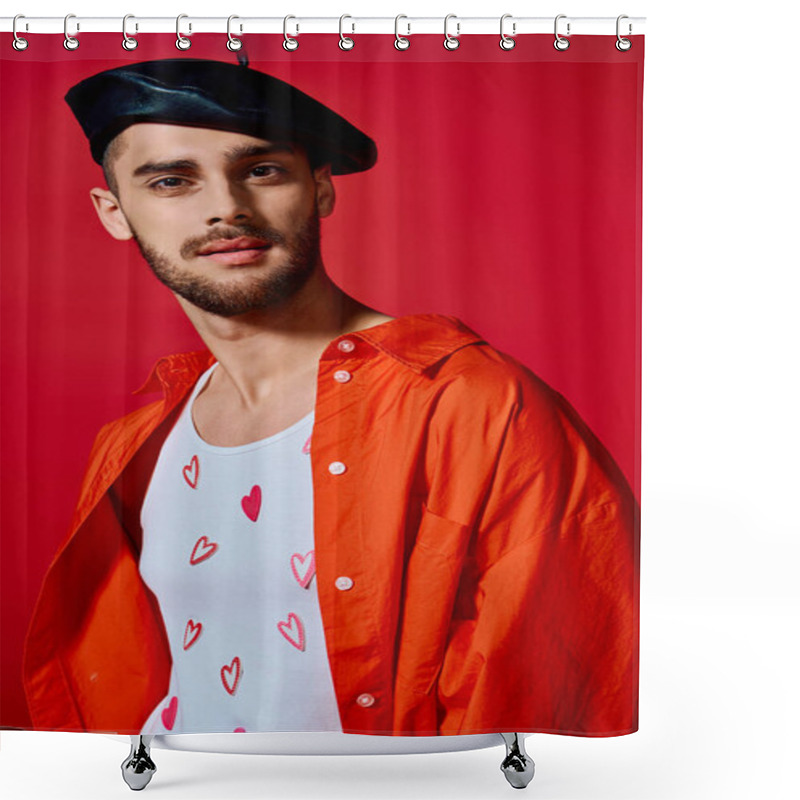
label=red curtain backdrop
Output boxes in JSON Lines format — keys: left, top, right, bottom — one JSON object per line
{"left": 0, "top": 33, "right": 642, "bottom": 728}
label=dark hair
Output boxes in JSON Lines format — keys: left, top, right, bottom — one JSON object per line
{"left": 101, "top": 136, "right": 126, "bottom": 197}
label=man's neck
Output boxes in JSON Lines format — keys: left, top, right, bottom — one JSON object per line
{"left": 176, "top": 272, "right": 391, "bottom": 411}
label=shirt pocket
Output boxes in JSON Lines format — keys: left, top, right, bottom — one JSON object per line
{"left": 395, "top": 503, "right": 472, "bottom": 696}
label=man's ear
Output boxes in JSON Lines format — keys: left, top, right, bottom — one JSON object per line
{"left": 313, "top": 165, "right": 336, "bottom": 218}
{"left": 89, "top": 188, "right": 135, "bottom": 241}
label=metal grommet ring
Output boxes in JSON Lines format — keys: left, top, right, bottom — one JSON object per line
{"left": 443, "top": 13, "right": 460, "bottom": 51}
{"left": 499, "top": 13, "right": 516, "bottom": 50}
{"left": 176, "top": 13, "right": 191, "bottom": 50}
{"left": 339, "top": 14, "right": 354, "bottom": 50}
{"left": 283, "top": 15, "right": 299, "bottom": 51}
{"left": 122, "top": 14, "right": 138, "bottom": 50}
{"left": 616, "top": 15, "right": 632, "bottom": 51}
{"left": 394, "top": 15, "right": 410, "bottom": 50}
{"left": 227, "top": 15, "right": 242, "bottom": 51}
{"left": 553, "top": 14, "right": 570, "bottom": 51}
{"left": 63, "top": 13, "right": 79, "bottom": 51}
{"left": 12, "top": 14, "right": 29, "bottom": 51}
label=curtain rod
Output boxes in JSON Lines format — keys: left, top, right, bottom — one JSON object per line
{"left": 1, "top": 16, "right": 646, "bottom": 37}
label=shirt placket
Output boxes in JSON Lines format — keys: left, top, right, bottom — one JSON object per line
{"left": 312, "top": 336, "right": 392, "bottom": 732}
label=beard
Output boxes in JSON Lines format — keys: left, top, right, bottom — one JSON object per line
{"left": 130, "top": 208, "right": 322, "bottom": 318}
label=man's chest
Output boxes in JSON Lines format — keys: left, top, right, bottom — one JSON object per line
{"left": 191, "top": 380, "right": 316, "bottom": 447}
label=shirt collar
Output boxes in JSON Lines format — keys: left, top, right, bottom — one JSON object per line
{"left": 134, "top": 313, "right": 484, "bottom": 396}
{"left": 348, "top": 313, "right": 484, "bottom": 374}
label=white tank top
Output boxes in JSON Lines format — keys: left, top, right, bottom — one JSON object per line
{"left": 138, "top": 363, "right": 342, "bottom": 734}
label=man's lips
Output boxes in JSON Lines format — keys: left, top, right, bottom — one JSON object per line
{"left": 198, "top": 237, "right": 270, "bottom": 255}
{"left": 197, "top": 237, "right": 272, "bottom": 265}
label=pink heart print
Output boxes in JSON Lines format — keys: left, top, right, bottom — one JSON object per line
{"left": 241, "top": 485, "right": 262, "bottom": 522}
{"left": 278, "top": 612, "right": 306, "bottom": 651}
{"left": 189, "top": 536, "right": 218, "bottom": 565}
{"left": 302, "top": 436, "right": 311, "bottom": 454}
{"left": 182, "top": 455, "right": 199, "bottom": 488}
{"left": 221, "top": 656, "right": 242, "bottom": 695}
{"left": 233, "top": 727, "right": 246, "bottom": 733}
{"left": 161, "top": 696, "right": 178, "bottom": 730}
{"left": 290, "top": 551, "right": 316, "bottom": 589}
{"left": 183, "top": 619, "right": 202, "bottom": 650}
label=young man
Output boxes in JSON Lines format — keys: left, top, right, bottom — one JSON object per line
{"left": 23, "top": 58, "right": 639, "bottom": 738}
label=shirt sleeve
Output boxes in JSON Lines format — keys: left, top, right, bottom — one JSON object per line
{"left": 434, "top": 364, "right": 640, "bottom": 736}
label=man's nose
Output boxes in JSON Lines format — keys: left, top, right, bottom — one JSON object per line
{"left": 204, "top": 178, "right": 254, "bottom": 226}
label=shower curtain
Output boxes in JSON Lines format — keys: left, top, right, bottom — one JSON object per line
{"left": 0, "top": 29, "right": 643, "bottom": 738}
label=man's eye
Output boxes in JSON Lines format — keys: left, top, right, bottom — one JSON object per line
{"left": 250, "top": 165, "right": 285, "bottom": 178}
{"left": 151, "top": 177, "right": 187, "bottom": 189}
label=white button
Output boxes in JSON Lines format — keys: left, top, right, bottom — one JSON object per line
{"left": 337, "top": 339, "right": 356, "bottom": 353}
{"left": 356, "top": 693, "right": 375, "bottom": 708}
{"left": 335, "top": 576, "right": 354, "bottom": 591}
{"left": 334, "top": 369, "right": 352, "bottom": 383}
{"left": 328, "top": 461, "right": 347, "bottom": 475}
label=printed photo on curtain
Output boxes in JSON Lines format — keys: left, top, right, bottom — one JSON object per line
{"left": 0, "top": 31, "right": 643, "bottom": 739}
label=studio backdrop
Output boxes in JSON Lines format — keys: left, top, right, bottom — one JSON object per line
{"left": 1, "top": 27, "right": 643, "bottom": 738}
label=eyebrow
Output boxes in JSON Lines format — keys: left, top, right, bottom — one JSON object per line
{"left": 131, "top": 142, "right": 296, "bottom": 179}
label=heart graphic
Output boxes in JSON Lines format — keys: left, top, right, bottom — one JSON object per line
{"left": 221, "top": 657, "right": 242, "bottom": 695}
{"left": 302, "top": 436, "right": 311, "bottom": 454}
{"left": 241, "top": 485, "right": 262, "bottom": 522}
{"left": 182, "top": 455, "right": 199, "bottom": 489}
{"left": 277, "top": 612, "right": 306, "bottom": 651}
{"left": 161, "top": 696, "right": 178, "bottom": 730}
{"left": 189, "top": 536, "right": 218, "bottom": 565}
{"left": 233, "top": 727, "right": 246, "bottom": 733}
{"left": 290, "top": 551, "right": 316, "bottom": 589}
{"left": 183, "top": 619, "right": 202, "bottom": 650}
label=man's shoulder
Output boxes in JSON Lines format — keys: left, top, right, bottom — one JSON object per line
{"left": 87, "top": 398, "right": 167, "bottom": 467}
{"left": 377, "top": 314, "right": 562, "bottom": 425}
{"left": 371, "top": 313, "right": 547, "bottom": 388}
{"left": 428, "top": 318, "right": 553, "bottom": 398}
{"left": 92, "top": 349, "right": 213, "bottom": 451}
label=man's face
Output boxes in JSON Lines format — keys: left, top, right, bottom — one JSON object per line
{"left": 93, "top": 123, "right": 335, "bottom": 317}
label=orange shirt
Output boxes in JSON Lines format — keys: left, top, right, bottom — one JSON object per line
{"left": 23, "top": 313, "right": 639, "bottom": 736}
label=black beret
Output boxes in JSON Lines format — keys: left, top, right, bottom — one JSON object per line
{"left": 64, "top": 58, "right": 377, "bottom": 175}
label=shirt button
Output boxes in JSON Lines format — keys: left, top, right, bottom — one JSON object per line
{"left": 356, "top": 693, "right": 375, "bottom": 708}
{"left": 334, "top": 369, "right": 352, "bottom": 383}
{"left": 328, "top": 461, "right": 347, "bottom": 475}
{"left": 335, "top": 576, "right": 354, "bottom": 591}
{"left": 337, "top": 339, "right": 356, "bottom": 353}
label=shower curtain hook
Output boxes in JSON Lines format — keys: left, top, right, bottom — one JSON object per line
{"left": 64, "top": 14, "right": 80, "bottom": 51}
{"left": 394, "top": 15, "right": 410, "bottom": 50}
{"left": 283, "top": 15, "right": 299, "bottom": 51}
{"left": 227, "top": 15, "right": 243, "bottom": 51}
{"left": 339, "top": 15, "right": 355, "bottom": 51}
{"left": 553, "top": 14, "right": 570, "bottom": 51}
{"left": 499, "top": 14, "right": 516, "bottom": 50}
{"left": 122, "top": 15, "right": 138, "bottom": 50}
{"left": 12, "top": 15, "right": 29, "bottom": 51}
{"left": 176, "top": 14, "right": 192, "bottom": 50}
{"left": 444, "top": 14, "right": 460, "bottom": 50}
{"left": 615, "top": 15, "right": 632, "bottom": 51}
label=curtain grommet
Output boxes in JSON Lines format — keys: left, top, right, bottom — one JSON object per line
{"left": 444, "top": 13, "right": 460, "bottom": 51}
{"left": 176, "top": 14, "right": 191, "bottom": 50}
{"left": 227, "top": 15, "right": 243, "bottom": 51}
{"left": 122, "top": 14, "right": 138, "bottom": 50}
{"left": 394, "top": 15, "right": 410, "bottom": 50}
{"left": 12, "top": 15, "right": 29, "bottom": 51}
{"left": 63, "top": 13, "right": 79, "bottom": 51}
{"left": 553, "top": 14, "right": 570, "bottom": 51}
{"left": 339, "top": 15, "right": 355, "bottom": 51}
{"left": 283, "top": 15, "right": 299, "bottom": 51}
{"left": 499, "top": 14, "right": 516, "bottom": 50}
{"left": 616, "top": 15, "right": 632, "bottom": 51}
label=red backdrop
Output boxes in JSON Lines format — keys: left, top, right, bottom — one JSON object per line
{"left": 0, "top": 33, "right": 643, "bottom": 728}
